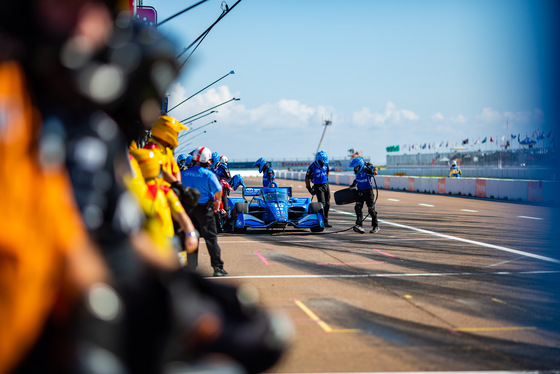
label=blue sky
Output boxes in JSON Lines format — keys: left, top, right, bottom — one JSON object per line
{"left": 143, "top": 0, "right": 559, "bottom": 164}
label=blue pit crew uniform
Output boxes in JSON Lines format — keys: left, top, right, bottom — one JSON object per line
{"left": 351, "top": 163, "right": 379, "bottom": 232}
{"left": 262, "top": 166, "right": 275, "bottom": 187}
{"left": 254, "top": 157, "right": 276, "bottom": 187}
{"left": 181, "top": 164, "right": 225, "bottom": 272}
{"left": 305, "top": 161, "right": 331, "bottom": 226}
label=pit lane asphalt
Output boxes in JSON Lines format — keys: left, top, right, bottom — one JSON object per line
{"left": 195, "top": 177, "right": 560, "bottom": 373}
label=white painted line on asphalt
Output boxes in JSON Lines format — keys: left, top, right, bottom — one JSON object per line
{"left": 218, "top": 237, "right": 450, "bottom": 244}
{"left": 485, "top": 256, "right": 526, "bottom": 268}
{"left": 518, "top": 215, "right": 543, "bottom": 220}
{"left": 210, "top": 270, "right": 560, "bottom": 280}
{"left": 419, "top": 203, "right": 434, "bottom": 207}
{"left": 388, "top": 198, "right": 400, "bottom": 202}
{"left": 330, "top": 209, "right": 560, "bottom": 264}
{"left": 460, "top": 209, "right": 478, "bottom": 213}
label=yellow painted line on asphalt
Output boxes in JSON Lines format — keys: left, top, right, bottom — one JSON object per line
{"left": 293, "top": 299, "right": 359, "bottom": 333}
{"left": 490, "top": 297, "right": 528, "bottom": 312}
{"left": 453, "top": 326, "right": 536, "bottom": 332}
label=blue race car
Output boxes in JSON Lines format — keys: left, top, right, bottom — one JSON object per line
{"left": 228, "top": 185, "right": 325, "bottom": 233}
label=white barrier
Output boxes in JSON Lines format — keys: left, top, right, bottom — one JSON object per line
{"left": 275, "top": 171, "right": 559, "bottom": 204}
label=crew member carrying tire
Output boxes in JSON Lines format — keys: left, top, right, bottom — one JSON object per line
{"left": 349, "top": 156, "right": 379, "bottom": 234}
{"left": 305, "top": 151, "right": 332, "bottom": 228}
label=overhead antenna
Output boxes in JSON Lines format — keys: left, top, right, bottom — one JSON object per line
{"left": 167, "top": 70, "right": 235, "bottom": 113}
{"left": 176, "top": 0, "right": 242, "bottom": 65}
{"left": 158, "top": 0, "right": 209, "bottom": 27}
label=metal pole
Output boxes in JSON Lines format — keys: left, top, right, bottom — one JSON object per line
{"left": 179, "top": 97, "right": 239, "bottom": 123}
{"left": 178, "top": 120, "right": 217, "bottom": 139}
{"left": 315, "top": 118, "right": 332, "bottom": 155}
{"left": 181, "top": 111, "right": 217, "bottom": 126}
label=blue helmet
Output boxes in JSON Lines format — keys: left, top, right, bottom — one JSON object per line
{"left": 231, "top": 174, "right": 245, "bottom": 191}
{"left": 253, "top": 157, "right": 267, "bottom": 173}
{"left": 349, "top": 156, "right": 365, "bottom": 174}
{"left": 185, "top": 155, "right": 193, "bottom": 168}
{"left": 177, "top": 153, "right": 188, "bottom": 167}
{"left": 315, "top": 151, "right": 328, "bottom": 167}
{"left": 210, "top": 151, "right": 219, "bottom": 164}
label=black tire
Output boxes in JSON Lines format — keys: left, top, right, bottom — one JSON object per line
{"left": 309, "top": 202, "right": 325, "bottom": 232}
{"left": 309, "top": 202, "right": 323, "bottom": 214}
{"left": 334, "top": 187, "right": 357, "bottom": 205}
{"left": 233, "top": 202, "right": 249, "bottom": 233}
{"left": 234, "top": 202, "right": 249, "bottom": 214}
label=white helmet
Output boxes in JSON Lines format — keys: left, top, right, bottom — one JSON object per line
{"left": 219, "top": 155, "right": 228, "bottom": 164}
{"left": 192, "top": 146, "right": 212, "bottom": 164}
{"left": 452, "top": 161, "right": 457, "bottom": 166}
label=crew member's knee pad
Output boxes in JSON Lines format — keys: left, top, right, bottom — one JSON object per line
{"left": 354, "top": 203, "right": 362, "bottom": 216}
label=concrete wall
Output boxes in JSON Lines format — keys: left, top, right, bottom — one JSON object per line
{"left": 274, "top": 171, "right": 560, "bottom": 205}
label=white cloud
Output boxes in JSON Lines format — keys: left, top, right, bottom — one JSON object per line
{"left": 431, "top": 112, "right": 445, "bottom": 121}
{"left": 168, "top": 83, "right": 318, "bottom": 130}
{"left": 450, "top": 114, "right": 467, "bottom": 123}
{"left": 352, "top": 102, "right": 419, "bottom": 127}
{"left": 430, "top": 112, "right": 466, "bottom": 123}
{"left": 401, "top": 109, "right": 420, "bottom": 121}
{"left": 234, "top": 100, "right": 316, "bottom": 129}
{"left": 477, "top": 107, "right": 502, "bottom": 122}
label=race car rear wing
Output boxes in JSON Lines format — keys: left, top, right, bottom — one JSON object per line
{"left": 243, "top": 186, "right": 293, "bottom": 198}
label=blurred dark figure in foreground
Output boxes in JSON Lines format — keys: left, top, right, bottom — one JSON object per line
{"left": 0, "top": 0, "right": 291, "bottom": 373}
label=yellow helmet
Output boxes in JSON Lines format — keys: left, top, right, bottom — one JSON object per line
{"left": 151, "top": 115, "right": 188, "bottom": 149}
{"left": 129, "top": 148, "right": 162, "bottom": 179}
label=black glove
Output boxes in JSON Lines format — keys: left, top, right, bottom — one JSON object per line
{"left": 171, "top": 182, "right": 200, "bottom": 212}
{"left": 307, "top": 186, "right": 315, "bottom": 195}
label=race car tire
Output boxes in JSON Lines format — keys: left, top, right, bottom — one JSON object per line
{"left": 233, "top": 202, "right": 249, "bottom": 233}
{"left": 334, "top": 187, "right": 357, "bottom": 205}
{"left": 309, "top": 202, "right": 325, "bottom": 233}
{"left": 234, "top": 202, "right": 249, "bottom": 214}
{"left": 309, "top": 202, "right": 323, "bottom": 214}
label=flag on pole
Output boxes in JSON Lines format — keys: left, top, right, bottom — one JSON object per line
{"left": 481, "top": 137, "right": 487, "bottom": 143}
{"left": 490, "top": 137, "right": 494, "bottom": 142}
